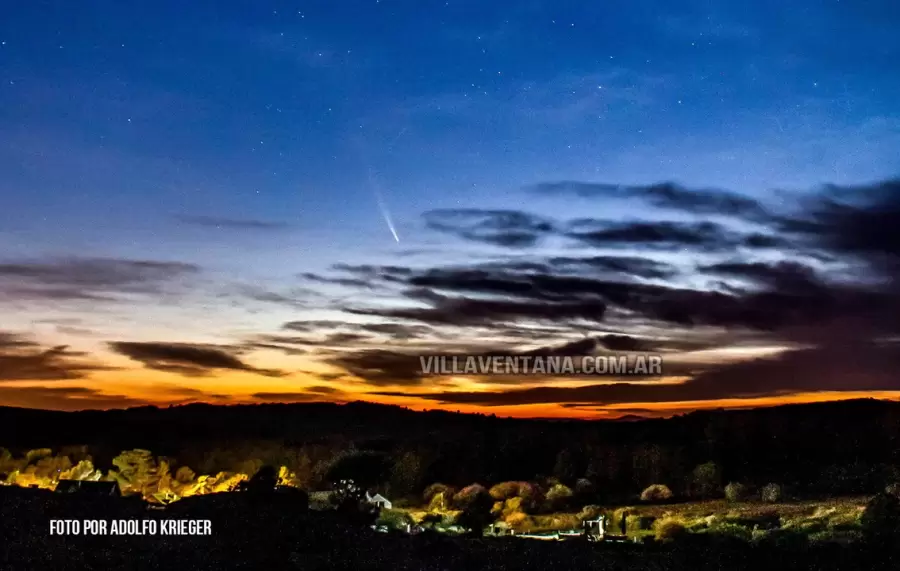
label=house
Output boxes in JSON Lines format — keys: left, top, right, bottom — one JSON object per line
{"left": 488, "top": 521, "right": 515, "bottom": 536}
{"left": 583, "top": 515, "right": 607, "bottom": 539}
{"left": 365, "top": 492, "right": 392, "bottom": 510}
{"left": 55, "top": 480, "right": 121, "bottom": 497}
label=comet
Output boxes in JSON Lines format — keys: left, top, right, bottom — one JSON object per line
{"left": 368, "top": 168, "right": 400, "bottom": 243}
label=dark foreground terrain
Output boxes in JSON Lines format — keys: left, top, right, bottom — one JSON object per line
{"left": 2, "top": 487, "right": 898, "bottom": 571}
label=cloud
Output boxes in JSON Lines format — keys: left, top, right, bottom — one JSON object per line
{"left": 423, "top": 209, "right": 555, "bottom": 248}
{"left": 565, "top": 219, "right": 781, "bottom": 252}
{"left": 382, "top": 341, "right": 900, "bottom": 407}
{"left": 175, "top": 215, "right": 291, "bottom": 231}
{"left": 0, "top": 257, "right": 199, "bottom": 302}
{"left": 109, "top": 342, "right": 285, "bottom": 377}
{"left": 279, "top": 177, "right": 900, "bottom": 406}
{"left": 0, "top": 332, "right": 112, "bottom": 382}
{"left": 324, "top": 336, "right": 643, "bottom": 386}
{"left": 0, "top": 386, "right": 147, "bottom": 410}
{"left": 531, "top": 181, "right": 771, "bottom": 223}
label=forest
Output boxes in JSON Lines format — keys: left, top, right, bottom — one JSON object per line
{"left": 2, "top": 398, "right": 900, "bottom": 509}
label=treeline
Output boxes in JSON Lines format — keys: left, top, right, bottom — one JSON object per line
{"left": 2, "top": 399, "right": 900, "bottom": 503}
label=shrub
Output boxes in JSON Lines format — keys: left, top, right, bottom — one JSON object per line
{"left": 692, "top": 462, "right": 722, "bottom": 498}
{"left": 640, "top": 484, "right": 674, "bottom": 502}
{"left": 654, "top": 517, "right": 688, "bottom": 542}
{"left": 885, "top": 482, "right": 900, "bottom": 498}
{"left": 376, "top": 509, "right": 413, "bottom": 530}
{"left": 724, "top": 482, "right": 750, "bottom": 502}
{"left": 861, "top": 492, "right": 900, "bottom": 543}
{"left": 709, "top": 522, "right": 753, "bottom": 542}
{"left": 757, "top": 528, "right": 809, "bottom": 549}
{"left": 761, "top": 483, "right": 783, "bottom": 503}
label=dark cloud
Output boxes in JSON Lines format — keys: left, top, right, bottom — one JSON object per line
{"left": 423, "top": 209, "right": 556, "bottom": 248}
{"left": 299, "top": 273, "right": 381, "bottom": 289}
{"left": 0, "top": 332, "right": 112, "bottom": 382}
{"left": 546, "top": 255, "right": 679, "bottom": 280}
{"left": 229, "top": 285, "right": 312, "bottom": 308}
{"left": 325, "top": 336, "right": 629, "bottom": 386}
{"left": 0, "top": 257, "right": 199, "bottom": 302}
{"left": 175, "top": 215, "right": 291, "bottom": 231}
{"left": 349, "top": 292, "right": 608, "bottom": 326}
{"left": 598, "top": 334, "right": 658, "bottom": 352}
{"left": 530, "top": 181, "right": 771, "bottom": 223}
{"left": 383, "top": 341, "right": 900, "bottom": 407}
{"left": 699, "top": 261, "right": 827, "bottom": 294}
{"left": 242, "top": 342, "right": 309, "bottom": 356}
{"left": 565, "top": 220, "right": 785, "bottom": 251}
{"left": 282, "top": 320, "right": 348, "bottom": 332}
{"left": 779, "top": 178, "right": 900, "bottom": 273}
{"left": 109, "top": 341, "right": 285, "bottom": 377}
{"left": 0, "top": 386, "right": 147, "bottom": 410}
{"left": 279, "top": 178, "right": 900, "bottom": 406}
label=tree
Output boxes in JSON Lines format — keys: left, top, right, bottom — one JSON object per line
{"left": 489, "top": 481, "right": 522, "bottom": 501}
{"left": 245, "top": 465, "right": 277, "bottom": 493}
{"left": 110, "top": 449, "right": 158, "bottom": 496}
{"left": 724, "top": 482, "right": 750, "bottom": 502}
{"left": 545, "top": 483, "right": 574, "bottom": 511}
{"left": 388, "top": 451, "right": 423, "bottom": 497}
{"left": 553, "top": 449, "right": 577, "bottom": 484}
{"left": 452, "top": 484, "right": 488, "bottom": 509}
{"left": 640, "top": 484, "right": 673, "bottom": 502}
{"left": 60, "top": 459, "right": 101, "bottom": 482}
{"left": 761, "top": 483, "right": 783, "bottom": 503}
{"left": 454, "top": 485, "right": 495, "bottom": 536}
{"left": 325, "top": 451, "right": 391, "bottom": 491}
{"left": 330, "top": 478, "right": 379, "bottom": 526}
{"left": 885, "top": 482, "right": 900, "bottom": 498}
{"left": 691, "top": 462, "right": 721, "bottom": 499}
{"left": 175, "top": 466, "right": 196, "bottom": 484}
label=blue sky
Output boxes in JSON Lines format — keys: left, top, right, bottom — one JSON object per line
{"left": 0, "top": 0, "right": 899, "bottom": 414}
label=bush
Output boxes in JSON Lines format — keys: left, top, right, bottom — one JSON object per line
{"left": 757, "top": 528, "right": 809, "bottom": 549}
{"left": 709, "top": 522, "right": 753, "bottom": 542}
{"left": 640, "top": 484, "right": 674, "bottom": 502}
{"left": 885, "top": 482, "right": 900, "bottom": 498}
{"left": 724, "top": 482, "right": 750, "bottom": 502}
{"left": 376, "top": 509, "right": 413, "bottom": 530}
{"left": 761, "top": 483, "right": 783, "bottom": 503}
{"left": 654, "top": 517, "right": 688, "bottom": 542}
{"left": 861, "top": 492, "right": 900, "bottom": 543}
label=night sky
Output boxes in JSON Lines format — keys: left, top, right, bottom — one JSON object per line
{"left": 1, "top": 0, "right": 899, "bottom": 417}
